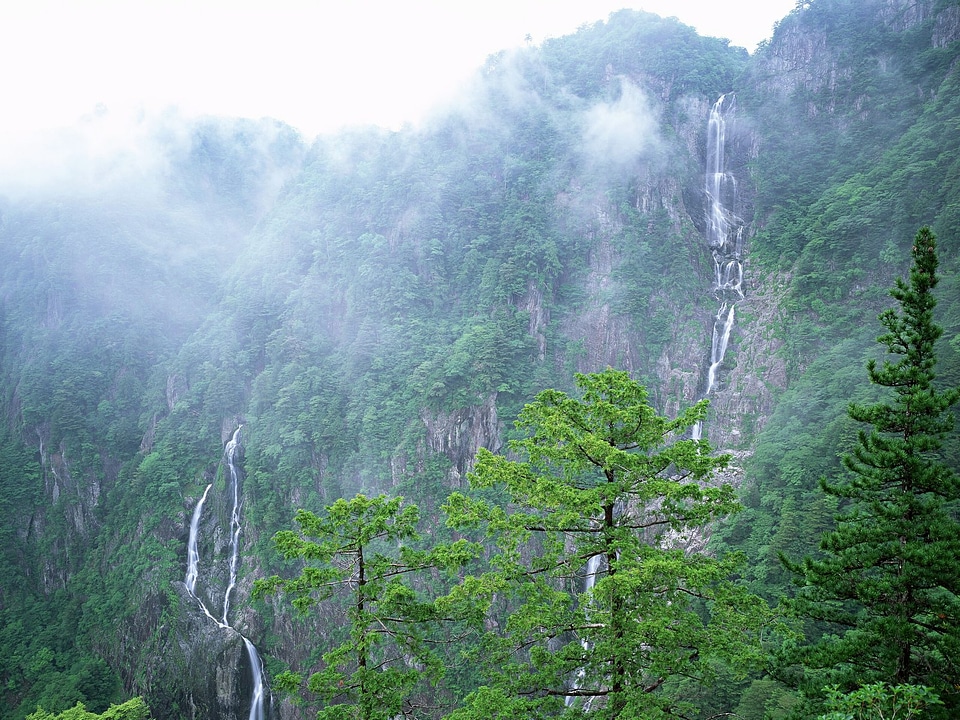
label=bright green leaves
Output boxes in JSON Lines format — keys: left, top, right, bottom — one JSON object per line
{"left": 265, "top": 372, "right": 773, "bottom": 717}
{"left": 514, "top": 375, "right": 728, "bottom": 504}
{"left": 443, "top": 369, "right": 771, "bottom": 718}
{"left": 817, "top": 682, "right": 944, "bottom": 720}
{"left": 256, "top": 493, "right": 480, "bottom": 720}
{"left": 26, "top": 697, "right": 152, "bottom": 720}
{"left": 261, "top": 495, "right": 417, "bottom": 616}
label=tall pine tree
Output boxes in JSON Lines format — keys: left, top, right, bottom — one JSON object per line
{"left": 443, "top": 370, "right": 772, "bottom": 719}
{"left": 255, "top": 494, "right": 479, "bottom": 720}
{"left": 781, "top": 227, "right": 960, "bottom": 711}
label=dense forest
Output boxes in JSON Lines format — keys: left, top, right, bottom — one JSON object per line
{"left": 1, "top": 1, "right": 959, "bottom": 718}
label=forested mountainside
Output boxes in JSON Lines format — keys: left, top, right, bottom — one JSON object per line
{"left": 1, "top": 1, "right": 959, "bottom": 718}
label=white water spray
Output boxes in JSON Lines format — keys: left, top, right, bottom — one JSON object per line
{"left": 706, "top": 303, "right": 735, "bottom": 396}
{"left": 185, "top": 483, "right": 212, "bottom": 596}
{"left": 694, "top": 95, "right": 745, "bottom": 442}
{"left": 183, "top": 425, "right": 269, "bottom": 719}
{"left": 222, "top": 428, "right": 243, "bottom": 625}
{"left": 243, "top": 638, "right": 266, "bottom": 720}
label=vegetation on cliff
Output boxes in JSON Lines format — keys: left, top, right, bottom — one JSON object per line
{"left": 780, "top": 228, "right": 960, "bottom": 714}
{"left": 0, "top": 1, "right": 959, "bottom": 718}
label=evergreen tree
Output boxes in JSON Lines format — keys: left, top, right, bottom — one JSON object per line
{"left": 255, "top": 494, "right": 479, "bottom": 720}
{"left": 781, "top": 227, "right": 960, "bottom": 710}
{"left": 27, "top": 697, "right": 152, "bottom": 720}
{"left": 442, "top": 369, "right": 772, "bottom": 719}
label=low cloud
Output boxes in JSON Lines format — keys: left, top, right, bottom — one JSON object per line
{"left": 0, "top": 104, "right": 188, "bottom": 200}
{"left": 580, "top": 79, "right": 662, "bottom": 176}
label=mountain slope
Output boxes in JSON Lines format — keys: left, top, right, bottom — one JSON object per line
{"left": 0, "top": 2, "right": 958, "bottom": 718}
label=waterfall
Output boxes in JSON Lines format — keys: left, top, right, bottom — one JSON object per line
{"left": 184, "top": 425, "right": 269, "bottom": 719}
{"left": 706, "top": 303, "right": 735, "bottom": 396}
{"left": 243, "top": 638, "right": 267, "bottom": 720}
{"left": 185, "top": 483, "right": 212, "bottom": 596}
{"left": 222, "top": 430, "right": 243, "bottom": 625}
{"left": 705, "top": 94, "right": 744, "bottom": 302}
{"left": 565, "top": 552, "right": 604, "bottom": 708}
{"left": 695, "top": 94, "right": 744, "bottom": 440}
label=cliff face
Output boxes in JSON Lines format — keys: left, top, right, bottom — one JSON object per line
{"left": 714, "top": 0, "right": 960, "bottom": 450}
{"left": 707, "top": 269, "right": 790, "bottom": 449}
{"left": 4, "top": 3, "right": 960, "bottom": 718}
{"left": 122, "top": 584, "right": 261, "bottom": 720}
{"left": 418, "top": 393, "right": 501, "bottom": 487}
{"left": 753, "top": 0, "right": 941, "bottom": 100}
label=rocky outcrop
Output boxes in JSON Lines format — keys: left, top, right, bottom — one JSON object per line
{"left": 28, "top": 429, "right": 125, "bottom": 593}
{"left": 418, "top": 393, "right": 501, "bottom": 486}
{"left": 707, "top": 269, "right": 790, "bottom": 451}
{"left": 753, "top": 0, "right": 948, "bottom": 106}
{"left": 933, "top": 4, "right": 960, "bottom": 47}
{"left": 126, "top": 583, "right": 269, "bottom": 720}
{"left": 563, "top": 232, "right": 642, "bottom": 376}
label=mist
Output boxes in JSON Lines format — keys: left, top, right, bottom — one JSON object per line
{"left": 580, "top": 78, "right": 662, "bottom": 176}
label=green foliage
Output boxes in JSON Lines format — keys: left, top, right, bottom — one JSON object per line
{"left": 541, "top": 10, "right": 747, "bottom": 101}
{"left": 733, "top": 679, "right": 799, "bottom": 720}
{"left": 746, "top": 1, "right": 960, "bottom": 371}
{"left": 0, "top": 582, "right": 127, "bottom": 718}
{"left": 2, "top": 4, "right": 960, "bottom": 720}
{"left": 443, "top": 370, "right": 773, "bottom": 718}
{"left": 780, "top": 229, "right": 960, "bottom": 712}
{"left": 817, "top": 682, "right": 943, "bottom": 720}
{"left": 708, "top": 333, "right": 877, "bottom": 602}
{"left": 26, "top": 697, "right": 151, "bottom": 720}
{"left": 0, "top": 115, "right": 302, "bottom": 719}
{"left": 747, "top": 0, "right": 960, "bottom": 258}
{"left": 256, "top": 494, "right": 480, "bottom": 719}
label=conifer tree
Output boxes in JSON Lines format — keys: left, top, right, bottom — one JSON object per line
{"left": 781, "top": 227, "right": 960, "bottom": 710}
{"left": 255, "top": 494, "right": 479, "bottom": 720}
{"left": 442, "top": 369, "right": 771, "bottom": 719}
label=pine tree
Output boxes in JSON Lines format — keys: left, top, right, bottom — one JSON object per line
{"left": 442, "top": 369, "right": 772, "bottom": 719}
{"left": 781, "top": 227, "right": 960, "bottom": 710}
{"left": 255, "top": 494, "right": 479, "bottom": 720}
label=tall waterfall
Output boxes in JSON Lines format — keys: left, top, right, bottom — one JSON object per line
{"left": 695, "top": 94, "right": 744, "bottom": 438}
{"left": 222, "top": 430, "right": 243, "bottom": 625}
{"left": 185, "top": 483, "right": 213, "bottom": 597}
{"left": 184, "top": 426, "right": 269, "bottom": 720}
{"left": 565, "top": 552, "right": 604, "bottom": 708}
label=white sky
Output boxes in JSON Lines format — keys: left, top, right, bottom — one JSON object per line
{"left": 1, "top": 0, "right": 796, "bottom": 142}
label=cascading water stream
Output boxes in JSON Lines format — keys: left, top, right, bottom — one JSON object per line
{"left": 706, "top": 303, "right": 735, "bottom": 396}
{"left": 243, "top": 638, "right": 266, "bottom": 720}
{"left": 186, "top": 483, "right": 212, "bottom": 597}
{"left": 565, "top": 552, "right": 604, "bottom": 708}
{"left": 694, "top": 94, "right": 744, "bottom": 440}
{"left": 222, "top": 430, "right": 243, "bottom": 625}
{"left": 183, "top": 425, "right": 269, "bottom": 719}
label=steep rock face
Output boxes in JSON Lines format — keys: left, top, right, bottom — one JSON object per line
{"left": 109, "top": 465, "right": 273, "bottom": 720}
{"left": 12, "top": 7, "right": 953, "bottom": 718}
{"left": 30, "top": 430, "right": 123, "bottom": 592}
{"left": 559, "top": 198, "right": 709, "bottom": 419}
{"left": 188, "top": 489, "right": 234, "bottom": 625}
{"left": 880, "top": 0, "right": 938, "bottom": 31}
{"left": 752, "top": 19, "right": 843, "bottom": 103}
{"left": 562, "top": 222, "right": 642, "bottom": 376}
{"left": 557, "top": 88, "right": 722, "bottom": 419}
{"left": 655, "top": 318, "right": 705, "bottom": 418}
{"left": 751, "top": 0, "right": 947, "bottom": 114}
{"left": 933, "top": 4, "right": 960, "bottom": 46}
{"left": 129, "top": 583, "right": 265, "bottom": 720}
{"left": 520, "top": 279, "right": 549, "bottom": 361}
{"left": 418, "top": 393, "right": 501, "bottom": 487}
{"left": 706, "top": 269, "right": 790, "bottom": 451}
